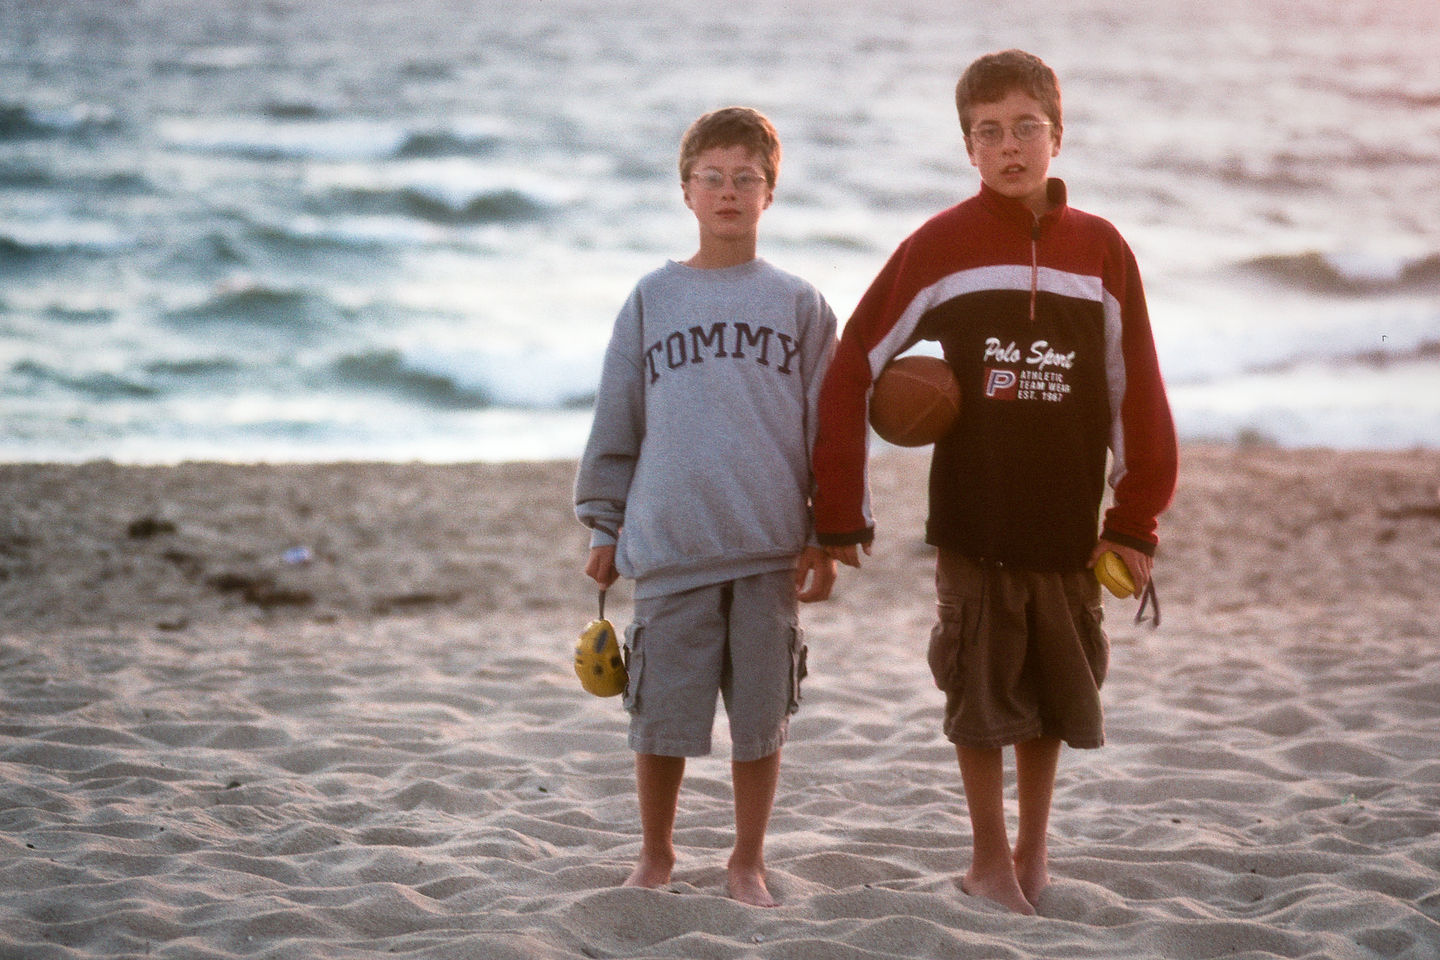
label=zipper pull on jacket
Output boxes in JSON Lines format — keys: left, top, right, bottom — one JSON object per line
{"left": 1029, "top": 218, "right": 1042, "bottom": 323}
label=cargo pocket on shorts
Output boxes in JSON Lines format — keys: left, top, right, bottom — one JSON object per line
{"left": 927, "top": 601, "right": 972, "bottom": 691}
{"left": 786, "top": 624, "right": 808, "bottom": 715}
{"left": 622, "top": 620, "right": 645, "bottom": 713}
{"left": 1077, "top": 597, "right": 1110, "bottom": 688}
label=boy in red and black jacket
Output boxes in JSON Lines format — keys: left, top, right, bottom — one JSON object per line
{"left": 812, "top": 50, "right": 1177, "bottom": 914}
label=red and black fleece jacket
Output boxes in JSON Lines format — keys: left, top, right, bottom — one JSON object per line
{"left": 812, "top": 180, "right": 1178, "bottom": 571}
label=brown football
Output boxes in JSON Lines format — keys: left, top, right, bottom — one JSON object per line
{"left": 868, "top": 355, "right": 961, "bottom": 446}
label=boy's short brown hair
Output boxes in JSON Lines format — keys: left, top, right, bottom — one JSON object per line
{"left": 955, "top": 50, "right": 1063, "bottom": 140}
{"left": 678, "top": 106, "right": 782, "bottom": 186}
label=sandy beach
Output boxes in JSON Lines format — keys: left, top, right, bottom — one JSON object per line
{"left": 2, "top": 446, "right": 1438, "bottom": 959}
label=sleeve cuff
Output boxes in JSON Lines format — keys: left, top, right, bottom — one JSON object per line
{"left": 1100, "top": 528, "right": 1156, "bottom": 557}
{"left": 817, "top": 527, "right": 875, "bottom": 548}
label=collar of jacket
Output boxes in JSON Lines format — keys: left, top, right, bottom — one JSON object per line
{"left": 977, "top": 178, "right": 1069, "bottom": 233}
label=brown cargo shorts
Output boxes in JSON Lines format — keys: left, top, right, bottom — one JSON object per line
{"left": 929, "top": 549, "right": 1109, "bottom": 750}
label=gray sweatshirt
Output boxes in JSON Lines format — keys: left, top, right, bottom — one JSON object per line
{"left": 575, "top": 258, "right": 837, "bottom": 599}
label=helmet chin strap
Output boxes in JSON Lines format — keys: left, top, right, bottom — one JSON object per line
{"left": 1135, "top": 579, "right": 1160, "bottom": 628}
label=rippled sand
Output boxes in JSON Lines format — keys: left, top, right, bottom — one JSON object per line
{"left": 2, "top": 447, "right": 1437, "bottom": 958}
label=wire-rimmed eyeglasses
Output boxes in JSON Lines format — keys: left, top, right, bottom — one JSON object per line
{"left": 688, "top": 170, "right": 770, "bottom": 193}
{"left": 968, "top": 118, "right": 1053, "bottom": 148}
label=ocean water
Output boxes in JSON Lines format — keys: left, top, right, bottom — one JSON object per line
{"left": 2, "top": 0, "right": 1437, "bottom": 463}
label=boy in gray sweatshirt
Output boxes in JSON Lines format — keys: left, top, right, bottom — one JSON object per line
{"left": 575, "top": 107, "right": 837, "bottom": 907}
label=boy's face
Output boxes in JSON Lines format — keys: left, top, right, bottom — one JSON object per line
{"left": 965, "top": 89, "right": 1061, "bottom": 216}
{"left": 682, "top": 145, "right": 774, "bottom": 249}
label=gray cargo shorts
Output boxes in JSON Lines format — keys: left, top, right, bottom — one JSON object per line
{"left": 623, "top": 568, "right": 807, "bottom": 762}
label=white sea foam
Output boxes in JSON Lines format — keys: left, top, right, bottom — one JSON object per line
{"left": 1171, "top": 359, "right": 1440, "bottom": 450}
{"left": 304, "top": 157, "right": 584, "bottom": 216}
{"left": 158, "top": 117, "right": 413, "bottom": 161}
{"left": 0, "top": 218, "right": 133, "bottom": 253}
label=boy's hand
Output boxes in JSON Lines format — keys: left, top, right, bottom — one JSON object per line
{"left": 585, "top": 545, "right": 619, "bottom": 589}
{"left": 1088, "top": 540, "right": 1152, "bottom": 595}
{"left": 824, "top": 541, "right": 871, "bottom": 569}
{"left": 795, "top": 546, "right": 837, "bottom": 603}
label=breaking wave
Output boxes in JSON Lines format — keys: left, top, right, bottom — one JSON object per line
{"left": 1238, "top": 250, "right": 1440, "bottom": 296}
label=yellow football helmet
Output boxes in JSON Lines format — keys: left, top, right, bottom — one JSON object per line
{"left": 574, "top": 590, "right": 627, "bottom": 697}
{"left": 1094, "top": 550, "right": 1136, "bottom": 598}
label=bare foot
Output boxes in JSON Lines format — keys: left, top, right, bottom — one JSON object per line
{"left": 1014, "top": 846, "right": 1050, "bottom": 908}
{"left": 961, "top": 868, "right": 1036, "bottom": 915}
{"left": 623, "top": 852, "right": 674, "bottom": 889}
{"left": 727, "top": 866, "right": 778, "bottom": 907}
